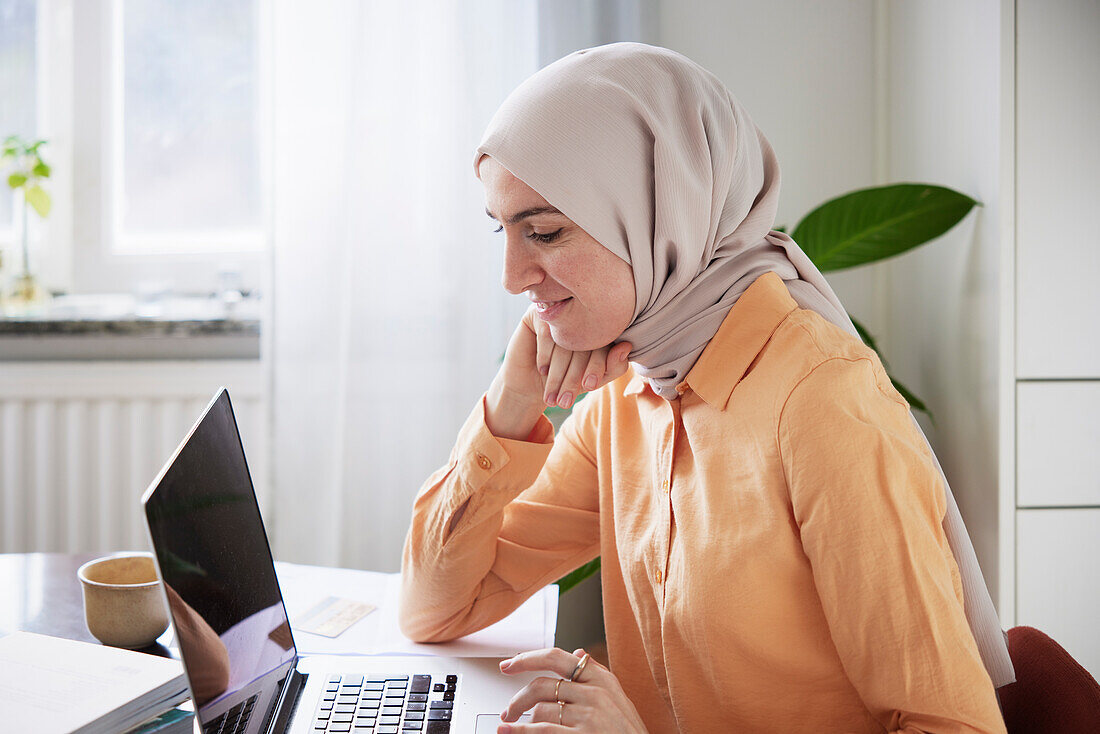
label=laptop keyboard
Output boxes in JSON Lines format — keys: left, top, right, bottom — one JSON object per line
{"left": 313, "top": 673, "right": 457, "bottom": 734}
{"left": 203, "top": 693, "right": 259, "bottom": 734}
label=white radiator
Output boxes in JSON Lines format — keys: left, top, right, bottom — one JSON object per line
{"left": 0, "top": 361, "right": 266, "bottom": 554}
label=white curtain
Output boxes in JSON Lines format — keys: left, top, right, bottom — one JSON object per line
{"left": 269, "top": 1, "right": 649, "bottom": 570}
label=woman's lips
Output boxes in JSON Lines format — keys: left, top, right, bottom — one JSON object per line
{"left": 533, "top": 297, "right": 572, "bottom": 321}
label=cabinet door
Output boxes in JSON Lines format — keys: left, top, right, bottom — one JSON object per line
{"left": 1016, "top": 509, "right": 1100, "bottom": 680}
{"left": 1016, "top": 0, "right": 1100, "bottom": 377}
{"left": 1017, "top": 382, "right": 1100, "bottom": 507}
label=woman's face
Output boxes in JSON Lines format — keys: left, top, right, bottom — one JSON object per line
{"left": 478, "top": 155, "right": 635, "bottom": 352}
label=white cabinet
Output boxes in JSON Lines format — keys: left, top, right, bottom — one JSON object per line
{"left": 1009, "top": 0, "right": 1100, "bottom": 680}
{"left": 1016, "top": 382, "right": 1100, "bottom": 508}
{"left": 1015, "top": 0, "right": 1100, "bottom": 378}
{"left": 1016, "top": 510, "right": 1100, "bottom": 678}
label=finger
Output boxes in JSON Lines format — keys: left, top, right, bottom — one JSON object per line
{"left": 533, "top": 314, "right": 556, "bottom": 378}
{"left": 601, "top": 342, "right": 633, "bottom": 386}
{"left": 500, "top": 647, "right": 582, "bottom": 680}
{"left": 498, "top": 722, "right": 568, "bottom": 734}
{"left": 543, "top": 346, "right": 572, "bottom": 406}
{"left": 501, "top": 677, "right": 592, "bottom": 722}
{"left": 580, "top": 351, "right": 607, "bottom": 393}
{"left": 556, "top": 351, "right": 589, "bottom": 409}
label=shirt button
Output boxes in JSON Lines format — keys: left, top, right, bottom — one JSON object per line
{"left": 655, "top": 569, "right": 662, "bottom": 584}
{"left": 475, "top": 453, "right": 492, "bottom": 471}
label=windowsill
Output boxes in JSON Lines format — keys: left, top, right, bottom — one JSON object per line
{"left": 0, "top": 293, "right": 261, "bottom": 361}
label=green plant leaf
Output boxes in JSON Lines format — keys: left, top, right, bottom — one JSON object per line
{"left": 792, "top": 183, "right": 979, "bottom": 271}
{"left": 890, "top": 376, "right": 933, "bottom": 425}
{"left": 25, "top": 184, "right": 51, "bottom": 217}
{"left": 32, "top": 159, "right": 50, "bottom": 178}
{"left": 849, "top": 315, "right": 889, "bottom": 371}
{"left": 555, "top": 557, "right": 601, "bottom": 595}
{"left": 8, "top": 172, "right": 27, "bottom": 189}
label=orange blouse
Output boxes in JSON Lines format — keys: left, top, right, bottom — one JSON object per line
{"left": 400, "top": 271, "right": 1005, "bottom": 733}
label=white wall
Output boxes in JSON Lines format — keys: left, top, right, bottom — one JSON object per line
{"left": 882, "top": 0, "right": 1004, "bottom": 607}
{"left": 657, "top": 0, "right": 885, "bottom": 338}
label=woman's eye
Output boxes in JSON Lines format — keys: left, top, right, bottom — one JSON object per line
{"left": 529, "top": 229, "right": 562, "bottom": 243}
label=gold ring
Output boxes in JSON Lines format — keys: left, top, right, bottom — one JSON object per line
{"left": 569, "top": 652, "right": 591, "bottom": 682}
{"left": 558, "top": 700, "right": 564, "bottom": 725}
{"left": 555, "top": 678, "right": 562, "bottom": 701}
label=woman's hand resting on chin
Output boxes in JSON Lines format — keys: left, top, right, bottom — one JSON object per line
{"left": 497, "top": 647, "right": 649, "bottom": 733}
{"left": 485, "top": 306, "right": 632, "bottom": 441}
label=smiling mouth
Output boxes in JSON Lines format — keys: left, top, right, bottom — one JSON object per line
{"left": 532, "top": 297, "right": 572, "bottom": 320}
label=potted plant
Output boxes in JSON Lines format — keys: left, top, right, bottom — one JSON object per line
{"left": 1, "top": 135, "right": 53, "bottom": 309}
{"left": 554, "top": 182, "right": 979, "bottom": 594}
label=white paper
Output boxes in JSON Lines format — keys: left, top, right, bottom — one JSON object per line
{"left": 275, "top": 562, "right": 388, "bottom": 656}
{"left": 0, "top": 631, "right": 185, "bottom": 734}
{"left": 274, "top": 562, "right": 559, "bottom": 658}
{"left": 370, "top": 574, "right": 558, "bottom": 657}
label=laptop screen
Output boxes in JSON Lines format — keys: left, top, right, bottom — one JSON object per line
{"left": 144, "top": 389, "right": 296, "bottom": 729}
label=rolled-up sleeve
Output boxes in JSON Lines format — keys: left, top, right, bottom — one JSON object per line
{"left": 399, "top": 394, "right": 601, "bottom": 643}
{"left": 778, "top": 356, "right": 1006, "bottom": 734}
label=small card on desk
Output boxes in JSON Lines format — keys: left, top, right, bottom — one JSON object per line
{"left": 294, "top": 596, "right": 376, "bottom": 637}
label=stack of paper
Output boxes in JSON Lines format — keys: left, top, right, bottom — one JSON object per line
{"left": 0, "top": 631, "right": 189, "bottom": 734}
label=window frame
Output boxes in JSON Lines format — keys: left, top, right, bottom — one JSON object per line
{"left": 33, "top": 0, "right": 271, "bottom": 296}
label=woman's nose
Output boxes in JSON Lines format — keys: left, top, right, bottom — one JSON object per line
{"left": 501, "top": 238, "right": 542, "bottom": 295}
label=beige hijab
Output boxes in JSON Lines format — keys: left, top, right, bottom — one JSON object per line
{"left": 475, "top": 42, "right": 1013, "bottom": 687}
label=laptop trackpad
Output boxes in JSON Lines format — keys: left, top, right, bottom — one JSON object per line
{"left": 475, "top": 713, "right": 532, "bottom": 733}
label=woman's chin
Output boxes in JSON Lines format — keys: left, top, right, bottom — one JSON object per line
{"left": 548, "top": 325, "right": 615, "bottom": 353}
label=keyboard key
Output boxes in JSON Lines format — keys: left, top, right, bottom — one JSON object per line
{"left": 344, "top": 675, "right": 364, "bottom": 686}
{"left": 442, "top": 692, "right": 454, "bottom": 701}
{"left": 427, "top": 709, "right": 452, "bottom": 721}
{"left": 445, "top": 683, "right": 455, "bottom": 693}
{"left": 323, "top": 692, "right": 338, "bottom": 701}
{"left": 432, "top": 683, "right": 444, "bottom": 692}
{"left": 377, "top": 726, "right": 400, "bottom": 734}
{"left": 429, "top": 701, "right": 453, "bottom": 710}
{"left": 335, "top": 704, "right": 355, "bottom": 714}
{"left": 380, "top": 715, "right": 402, "bottom": 725}
{"left": 402, "top": 721, "right": 424, "bottom": 730}
{"left": 320, "top": 701, "right": 335, "bottom": 710}
{"left": 382, "top": 705, "right": 404, "bottom": 716}
{"left": 445, "top": 675, "right": 457, "bottom": 685}
{"left": 386, "top": 675, "right": 410, "bottom": 682}
{"left": 408, "top": 693, "right": 428, "bottom": 703}
{"left": 316, "top": 709, "right": 332, "bottom": 721}
{"left": 365, "top": 682, "right": 385, "bottom": 691}
{"left": 328, "top": 675, "right": 343, "bottom": 684}
{"left": 329, "top": 724, "right": 352, "bottom": 733}
{"left": 406, "top": 702, "right": 426, "bottom": 712}
{"left": 426, "top": 723, "right": 451, "bottom": 734}
{"left": 404, "top": 710, "right": 424, "bottom": 720}
{"left": 331, "top": 713, "right": 354, "bottom": 723}
{"left": 358, "top": 699, "right": 381, "bottom": 710}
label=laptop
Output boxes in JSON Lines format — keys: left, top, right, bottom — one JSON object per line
{"left": 142, "top": 388, "right": 537, "bottom": 734}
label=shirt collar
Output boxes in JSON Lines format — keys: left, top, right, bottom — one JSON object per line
{"left": 623, "top": 271, "right": 799, "bottom": 408}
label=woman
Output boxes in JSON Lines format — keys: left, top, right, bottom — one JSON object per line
{"left": 400, "top": 42, "right": 1009, "bottom": 733}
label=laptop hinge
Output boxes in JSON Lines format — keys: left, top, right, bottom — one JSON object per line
{"left": 267, "top": 668, "right": 308, "bottom": 734}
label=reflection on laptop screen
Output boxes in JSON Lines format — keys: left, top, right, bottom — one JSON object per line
{"left": 145, "top": 390, "right": 296, "bottom": 730}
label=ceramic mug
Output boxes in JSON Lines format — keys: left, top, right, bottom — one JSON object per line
{"left": 77, "top": 552, "right": 169, "bottom": 649}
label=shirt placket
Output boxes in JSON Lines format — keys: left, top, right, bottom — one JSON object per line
{"left": 653, "top": 398, "right": 679, "bottom": 607}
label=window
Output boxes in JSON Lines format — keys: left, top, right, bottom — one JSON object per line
{"left": 0, "top": 0, "right": 37, "bottom": 235}
{"left": 114, "top": 0, "right": 263, "bottom": 254}
{"left": 1, "top": 0, "right": 269, "bottom": 296}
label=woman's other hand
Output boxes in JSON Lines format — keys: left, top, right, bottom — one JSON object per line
{"left": 486, "top": 306, "right": 631, "bottom": 441}
{"left": 497, "top": 647, "right": 648, "bottom": 733}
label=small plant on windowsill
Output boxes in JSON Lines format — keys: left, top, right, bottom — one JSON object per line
{"left": 1, "top": 135, "right": 52, "bottom": 311}
{"left": 552, "top": 182, "right": 980, "bottom": 595}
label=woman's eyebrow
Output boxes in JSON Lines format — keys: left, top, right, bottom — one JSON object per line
{"left": 484, "top": 205, "right": 564, "bottom": 225}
